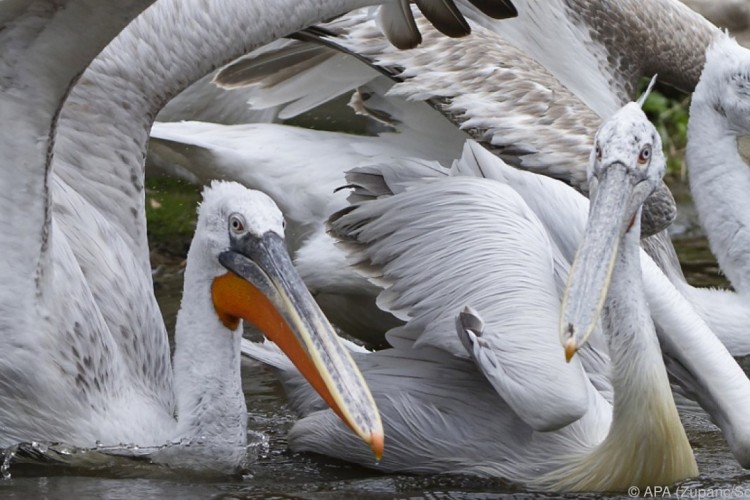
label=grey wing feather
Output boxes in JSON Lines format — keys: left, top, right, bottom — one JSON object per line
{"left": 159, "top": 71, "right": 281, "bottom": 125}
{"left": 378, "top": 0, "right": 422, "bottom": 49}
{"left": 215, "top": 40, "right": 334, "bottom": 89}
{"left": 414, "top": 0, "right": 471, "bottom": 38}
{"left": 52, "top": 178, "right": 174, "bottom": 407}
{"left": 0, "top": 0, "right": 154, "bottom": 321}
{"left": 342, "top": 159, "right": 450, "bottom": 203}
{"left": 465, "top": 0, "right": 518, "bottom": 19}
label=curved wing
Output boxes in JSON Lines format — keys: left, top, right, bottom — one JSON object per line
{"left": 0, "top": 0, "right": 154, "bottom": 321}
{"left": 55, "top": 0, "right": 513, "bottom": 269}
{"left": 0, "top": 0, "right": 157, "bottom": 443}
{"left": 47, "top": 0, "right": 393, "bottom": 396}
{"left": 338, "top": 140, "right": 612, "bottom": 386}
{"left": 329, "top": 157, "right": 595, "bottom": 431}
{"left": 46, "top": 0, "right": 382, "bottom": 271}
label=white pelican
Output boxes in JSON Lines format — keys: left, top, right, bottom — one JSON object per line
{"left": 3, "top": 0, "right": 514, "bottom": 472}
{"left": 679, "top": 34, "right": 750, "bottom": 353}
{"left": 241, "top": 102, "right": 703, "bottom": 492}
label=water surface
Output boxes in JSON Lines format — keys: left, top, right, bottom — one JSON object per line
{"left": 2, "top": 197, "right": 748, "bottom": 499}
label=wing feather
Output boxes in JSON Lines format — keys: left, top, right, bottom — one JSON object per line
{"left": 330, "top": 154, "right": 595, "bottom": 430}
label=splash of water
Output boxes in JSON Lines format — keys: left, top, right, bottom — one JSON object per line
{"left": 0, "top": 435, "right": 258, "bottom": 479}
{"left": 1, "top": 444, "right": 17, "bottom": 480}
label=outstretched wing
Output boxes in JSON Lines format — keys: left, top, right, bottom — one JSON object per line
{"left": 329, "top": 149, "right": 596, "bottom": 431}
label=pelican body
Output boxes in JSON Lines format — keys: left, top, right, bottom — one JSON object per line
{"left": 0, "top": 177, "right": 384, "bottom": 471}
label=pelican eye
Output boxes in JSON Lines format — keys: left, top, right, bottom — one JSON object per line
{"left": 595, "top": 144, "right": 602, "bottom": 160}
{"left": 229, "top": 214, "right": 246, "bottom": 234}
{"left": 638, "top": 145, "right": 652, "bottom": 165}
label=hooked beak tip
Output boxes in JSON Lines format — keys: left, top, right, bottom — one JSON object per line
{"left": 370, "top": 431, "right": 385, "bottom": 462}
{"left": 564, "top": 338, "right": 577, "bottom": 363}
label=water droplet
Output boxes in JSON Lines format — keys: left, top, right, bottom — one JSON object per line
{"left": 32, "top": 441, "right": 48, "bottom": 453}
{"left": 1, "top": 445, "right": 18, "bottom": 480}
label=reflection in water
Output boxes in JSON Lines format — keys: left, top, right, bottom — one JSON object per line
{"left": 1, "top": 236, "right": 747, "bottom": 499}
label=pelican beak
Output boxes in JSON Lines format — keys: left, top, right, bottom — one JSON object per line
{"left": 560, "top": 162, "right": 651, "bottom": 360}
{"left": 213, "top": 231, "right": 383, "bottom": 460}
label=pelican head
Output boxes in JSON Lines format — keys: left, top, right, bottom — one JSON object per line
{"left": 560, "top": 103, "right": 665, "bottom": 360}
{"left": 199, "top": 181, "right": 384, "bottom": 458}
{"left": 695, "top": 34, "right": 750, "bottom": 135}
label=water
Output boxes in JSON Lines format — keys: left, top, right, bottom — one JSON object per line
{"left": 2, "top": 198, "right": 748, "bottom": 499}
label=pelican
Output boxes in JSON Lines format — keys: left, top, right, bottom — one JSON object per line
{"left": 1, "top": 0, "right": 510, "bottom": 471}
{"left": 679, "top": 34, "right": 750, "bottom": 353}
{"left": 14, "top": 179, "right": 385, "bottom": 471}
{"left": 242, "top": 102, "right": 704, "bottom": 492}
{"left": 149, "top": 3, "right": 750, "bottom": 356}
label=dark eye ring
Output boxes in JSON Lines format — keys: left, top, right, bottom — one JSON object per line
{"left": 229, "top": 214, "right": 245, "bottom": 233}
{"left": 638, "top": 145, "right": 652, "bottom": 164}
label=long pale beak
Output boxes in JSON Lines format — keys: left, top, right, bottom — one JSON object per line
{"left": 560, "top": 163, "right": 647, "bottom": 360}
{"left": 213, "top": 231, "right": 383, "bottom": 460}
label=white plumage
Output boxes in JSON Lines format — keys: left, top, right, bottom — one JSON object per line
{"left": 8, "top": 0, "right": 509, "bottom": 472}
{"left": 243, "top": 104, "right": 704, "bottom": 491}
